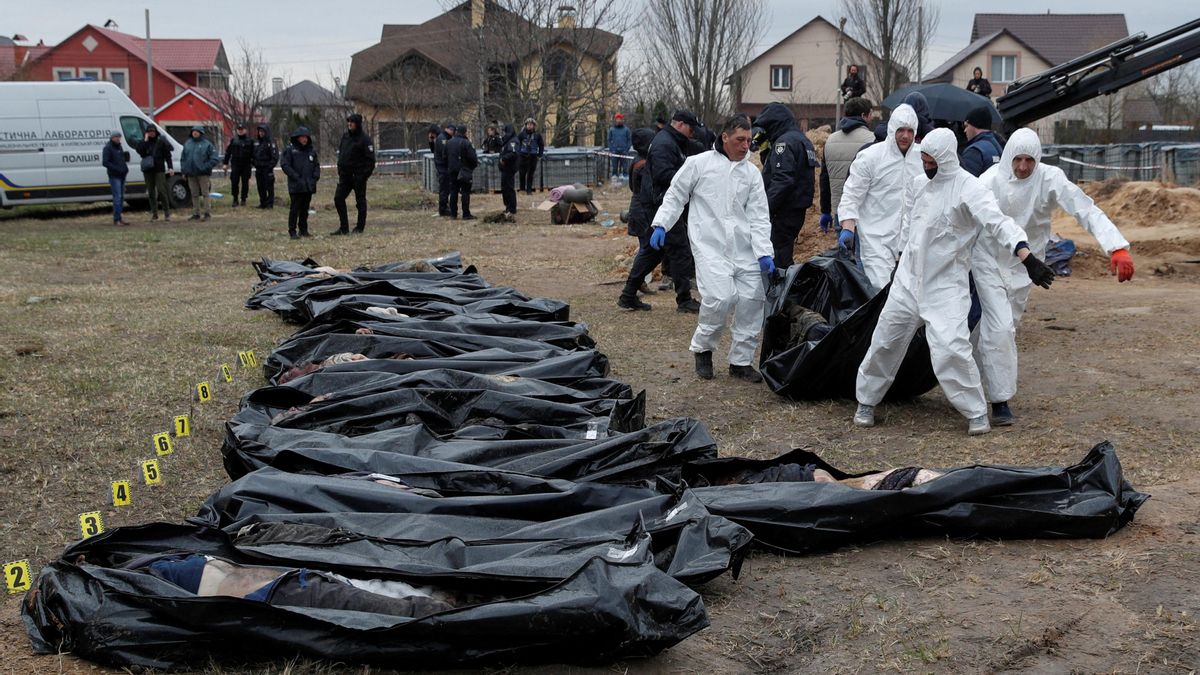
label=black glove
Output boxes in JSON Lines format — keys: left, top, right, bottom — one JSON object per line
{"left": 1022, "top": 254, "right": 1055, "bottom": 289}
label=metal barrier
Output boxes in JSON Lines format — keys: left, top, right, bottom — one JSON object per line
{"left": 422, "top": 147, "right": 603, "bottom": 193}
{"left": 1044, "top": 143, "right": 1200, "bottom": 184}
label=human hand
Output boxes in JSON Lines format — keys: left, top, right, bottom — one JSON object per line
{"left": 649, "top": 226, "right": 666, "bottom": 250}
{"left": 1021, "top": 255, "right": 1055, "bottom": 289}
{"left": 838, "top": 229, "right": 855, "bottom": 252}
{"left": 819, "top": 213, "right": 833, "bottom": 233}
{"left": 1110, "top": 249, "right": 1134, "bottom": 282}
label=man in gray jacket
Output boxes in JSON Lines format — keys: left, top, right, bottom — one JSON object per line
{"left": 817, "top": 97, "right": 874, "bottom": 233}
{"left": 181, "top": 125, "right": 220, "bottom": 221}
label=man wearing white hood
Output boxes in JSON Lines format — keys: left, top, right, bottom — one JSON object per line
{"left": 972, "top": 128, "right": 1134, "bottom": 425}
{"left": 649, "top": 113, "right": 775, "bottom": 382}
{"left": 853, "top": 129, "right": 1057, "bottom": 436}
{"left": 836, "top": 104, "right": 924, "bottom": 291}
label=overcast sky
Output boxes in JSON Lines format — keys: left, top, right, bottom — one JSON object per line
{"left": 16, "top": 1, "right": 1196, "bottom": 86}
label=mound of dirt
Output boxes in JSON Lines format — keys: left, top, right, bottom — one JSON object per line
{"left": 1084, "top": 180, "right": 1200, "bottom": 227}
{"left": 806, "top": 125, "right": 832, "bottom": 161}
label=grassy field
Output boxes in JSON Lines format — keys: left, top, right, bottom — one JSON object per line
{"left": 2, "top": 176, "right": 1198, "bottom": 672}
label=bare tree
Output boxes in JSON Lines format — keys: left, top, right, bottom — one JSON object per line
{"left": 445, "top": 0, "right": 631, "bottom": 145}
{"left": 839, "top": 0, "right": 938, "bottom": 98}
{"left": 210, "top": 40, "right": 272, "bottom": 129}
{"left": 1147, "top": 62, "right": 1200, "bottom": 129}
{"left": 639, "top": 0, "right": 768, "bottom": 126}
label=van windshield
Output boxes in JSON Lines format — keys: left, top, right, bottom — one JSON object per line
{"left": 120, "top": 116, "right": 148, "bottom": 142}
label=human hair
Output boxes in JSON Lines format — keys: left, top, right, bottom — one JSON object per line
{"left": 719, "top": 113, "right": 752, "bottom": 138}
{"left": 844, "top": 97, "right": 873, "bottom": 118}
{"left": 974, "top": 66, "right": 983, "bottom": 78}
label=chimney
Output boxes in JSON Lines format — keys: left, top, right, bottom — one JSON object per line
{"left": 557, "top": 4, "right": 577, "bottom": 28}
{"left": 333, "top": 76, "right": 344, "bottom": 98}
{"left": 471, "top": 0, "right": 485, "bottom": 28}
{"left": 272, "top": 77, "right": 283, "bottom": 95}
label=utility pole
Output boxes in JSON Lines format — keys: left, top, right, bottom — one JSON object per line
{"left": 916, "top": 2, "right": 923, "bottom": 85}
{"left": 836, "top": 17, "right": 846, "bottom": 122}
{"left": 145, "top": 9, "right": 154, "bottom": 119}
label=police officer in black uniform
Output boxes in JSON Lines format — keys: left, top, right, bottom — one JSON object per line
{"left": 756, "top": 102, "right": 818, "bottom": 269}
{"left": 433, "top": 122, "right": 455, "bottom": 217}
{"left": 222, "top": 123, "right": 254, "bottom": 206}
{"left": 617, "top": 110, "right": 700, "bottom": 313}
{"left": 331, "top": 113, "right": 376, "bottom": 235}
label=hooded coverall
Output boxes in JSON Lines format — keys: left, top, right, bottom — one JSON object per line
{"left": 970, "top": 128, "right": 1131, "bottom": 403}
{"left": 650, "top": 148, "right": 774, "bottom": 366}
{"left": 855, "top": 128, "right": 1030, "bottom": 419}
{"left": 837, "top": 104, "right": 924, "bottom": 291}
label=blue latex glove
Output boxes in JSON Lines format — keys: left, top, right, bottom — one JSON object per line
{"left": 819, "top": 213, "right": 834, "bottom": 233}
{"left": 758, "top": 256, "right": 775, "bottom": 275}
{"left": 649, "top": 226, "right": 667, "bottom": 250}
{"left": 838, "top": 229, "right": 855, "bottom": 252}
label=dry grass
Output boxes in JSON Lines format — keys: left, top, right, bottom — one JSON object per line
{"left": 2, "top": 177, "right": 1199, "bottom": 673}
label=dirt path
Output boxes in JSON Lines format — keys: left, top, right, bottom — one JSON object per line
{"left": 2, "top": 182, "right": 1198, "bottom": 672}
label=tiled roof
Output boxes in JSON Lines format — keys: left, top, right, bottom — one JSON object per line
{"left": 96, "top": 26, "right": 223, "bottom": 72}
{"left": 262, "top": 80, "right": 342, "bottom": 107}
{"left": 971, "top": 13, "right": 1129, "bottom": 66}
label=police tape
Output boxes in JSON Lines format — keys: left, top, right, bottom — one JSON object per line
{"left": 593, "top": 150, "right": 637, "bottom": 160}
{"left": 3, "top": 349, "right": 260, "bottom": 595}
{"left": 1055, "top": 156, "right": 1159, "bottom": 172}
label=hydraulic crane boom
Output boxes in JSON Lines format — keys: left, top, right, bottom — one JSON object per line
{"left": 997, "top": 17, "right": 1200, "bottom": 134}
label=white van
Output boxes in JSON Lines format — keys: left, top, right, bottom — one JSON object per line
{"left": 0, "top": 81, "right": 190, "bottom": 208}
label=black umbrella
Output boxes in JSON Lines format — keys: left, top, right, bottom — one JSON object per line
{"left": 882, "top": 83, "right": 1002, "bottom": 125}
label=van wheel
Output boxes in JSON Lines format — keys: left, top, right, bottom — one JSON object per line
{"left": 169, "top": 176, "right": 192, "bottom": 208}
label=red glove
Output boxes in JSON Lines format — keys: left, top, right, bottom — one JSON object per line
{"left": 1110, "top": 249, "right": 1134, "bottom": 282}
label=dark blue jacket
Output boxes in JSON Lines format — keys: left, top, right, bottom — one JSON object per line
{"left": 252, "top": 124, "right": 279, "bottom": 170}
{"left": 447, "top": 134, "right": 478, "bottom": 181}
{"left": 517, "top": 128, "right": 544, "bottom": 156}
{"left": 757, "top": 102, "right": 818, "bottom": 221}
{"left": 280, "top": 127, "right": 320, "bottom": 194}
{"left": 961, "top": 131, "right": 1004, "bottom": 177}
{"left": 101, "top": 140, "right": 129, "bottom": 178}
{"left": 607, "top": 123, "right": 631, "bottom": 154}
{"left": 498, "top": 124, "right": 518, "bottom": 174}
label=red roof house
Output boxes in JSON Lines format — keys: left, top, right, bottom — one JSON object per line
{"left": 24, "top": 25, "right": 242, "bottom": 142}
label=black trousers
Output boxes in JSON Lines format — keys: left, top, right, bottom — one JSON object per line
{"left": 518, "top": 155, "right": 539, "bottom": 193}
{"left": 436, "top": 167, "right": 450, "bottom": 215}
{"left": 288, "top": 191, "right": 312, "bottom": 234}
{"left": 255, "top": 166, "right": 275, "bottom": 207}
{"left": 229, "top": 162, "right": 251, "bottom": 203}
{"left": 620, "top": 224, "right": 694, "bottom": 306}
{"left": 334, "top": 173, "right": 369, "bottom": 231}
{"left": 450, "top": 177, "right": 472, "bottom": 217}
{"left": 770, "top": 211, "right": 806, "bottom": 270}
{"left": 500, "top": 170, "right": 517, "bottom": 213}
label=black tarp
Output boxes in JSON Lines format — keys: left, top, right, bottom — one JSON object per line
{"left": 232, "top": 369, "right": 645, "bottom": 437}
{"left": 194, "top": 466, "right": 751, "bottom": 585}
{"left": 22, "top": 524, "right": 708, "bottom": 670}
{"left": 223, "top": 416, "right": 718, "bottom": 484}
{"left": 759, "top": 254, "right": 939, "bottom": 400}
{"left": 686, "top": 442, "right": 1148, "bottom": 553}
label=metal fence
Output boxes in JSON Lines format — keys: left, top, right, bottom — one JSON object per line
{"left": 422, "top": 147, "right": 605, "bottom": 193}
{"left": 1043, "top": 143, "right": 1200, "bottom": 185}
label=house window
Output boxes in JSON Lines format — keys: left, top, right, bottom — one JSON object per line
{"left": 197, "top": 71, "right": 229, "bottom": 91}
{"left": 106, "top": 68, "right": 130, "bottom": 94}
{"left": 770, "top": 65, "right": 792, "bottom": 91}
{"left": 79, "top": 67, "right": 102, "bottom": 81}
{"left": 991, "top": 55, "right": 1017, "bottom": 83}
{"left": 53, "top": 67, "right": 75, "bottom": 81}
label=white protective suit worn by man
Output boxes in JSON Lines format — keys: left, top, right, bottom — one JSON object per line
{"left": 853, "top": 128, "right": 1056, "bottom": 436}
{"left": 970, "top": 127, "right": 1133, "bottom": 423}
{"left": 648, "top": 115, "right": 775, "bottom": 382}
{"left": 837, "top": 104, "right": 924, "bottom": 291}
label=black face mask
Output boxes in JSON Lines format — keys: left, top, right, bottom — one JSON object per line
{"left": 924, "top": 166, "right": 938, "bottom": 179}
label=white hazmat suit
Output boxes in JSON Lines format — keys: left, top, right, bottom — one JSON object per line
{"left": 837, "top": 104, "right": 925, "bottom": 291}
{"left": 971, "top": 128, "right": 1131, "bottom": 402}
{"left": 651, "top": 148, "right": 774, "bottom": 365}
{"left": 856, "top": 129, "right": 1030, "bottom": 420}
